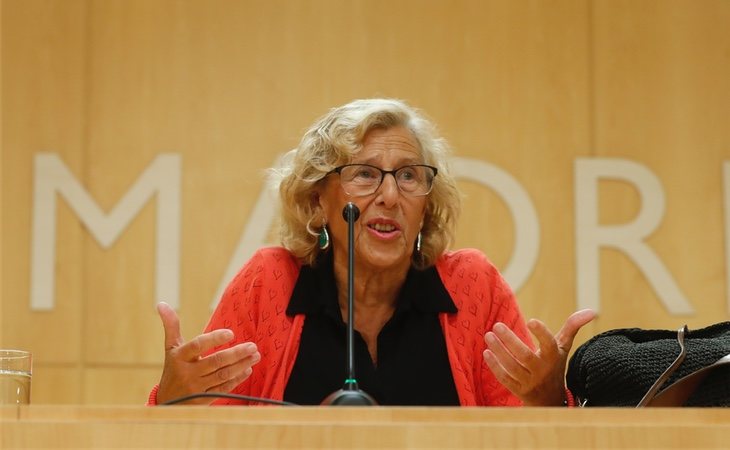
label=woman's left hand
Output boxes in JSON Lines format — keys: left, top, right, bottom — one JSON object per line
{"left": 482, "top": 309, "right": 596, "bottom": 406}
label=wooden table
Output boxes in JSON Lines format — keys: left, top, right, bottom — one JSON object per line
{"left": 2, "top": 405, "right": 729, "bottom": 449}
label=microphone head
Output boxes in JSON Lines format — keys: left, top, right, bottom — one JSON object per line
{"left": 342, "top": 203, "right": 360, "bottom": 222}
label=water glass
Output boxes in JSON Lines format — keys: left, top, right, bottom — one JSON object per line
{"left": 0, "top": 350, "right": 32, "bottom": 405}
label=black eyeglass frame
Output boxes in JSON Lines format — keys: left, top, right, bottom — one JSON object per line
{"left": 327, "top": 163, "right": 439, "bottom": 197}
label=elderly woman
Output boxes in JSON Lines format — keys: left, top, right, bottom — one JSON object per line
{"left": 149, "top": 98, "right": 594, "bottom": 406}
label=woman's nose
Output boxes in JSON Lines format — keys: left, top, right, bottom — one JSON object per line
{"left": 376, "top": 173, "right": 400, "bottom": 206}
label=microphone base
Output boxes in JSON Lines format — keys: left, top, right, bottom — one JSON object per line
{"left": 321, "top": 388, "right": 378, "bottom": 406}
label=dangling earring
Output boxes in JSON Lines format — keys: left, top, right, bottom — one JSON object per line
{"left": 318, "top": 224, "right": 330, "bottom": 250}
{"left": 415, "top": 232, "right": 422, "bottom": 253}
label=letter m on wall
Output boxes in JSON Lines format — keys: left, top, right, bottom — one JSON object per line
{"left": 31, "top": 153, "right": 181, "bottom": 310}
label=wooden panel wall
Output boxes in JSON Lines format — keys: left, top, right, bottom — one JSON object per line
{"left": 2, "top": 0, "right": 728, "bottom": 404}
{"left": 592, "top": 0, "right": 730, "bottom": 326}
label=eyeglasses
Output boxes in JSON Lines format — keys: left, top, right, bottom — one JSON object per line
{"left": 328, "top": 164, "right": 438, "bottom": 197}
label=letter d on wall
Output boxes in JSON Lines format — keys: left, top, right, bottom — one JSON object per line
{"left": 574, "top": 158, "right": 693, "bottom": 314}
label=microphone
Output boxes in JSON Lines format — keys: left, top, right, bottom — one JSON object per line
{"left": 321, "top": 202, "right": 377, "bottom": 406}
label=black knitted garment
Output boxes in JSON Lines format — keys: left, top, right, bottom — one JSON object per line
{"left": 566, "top": 322, "right": 730, "bottom": 407}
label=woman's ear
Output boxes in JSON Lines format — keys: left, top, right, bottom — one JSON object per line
{"left": 419, "top": 204, "right": 428, "bottom": 227}
{"left": 311, "top": 190, "right": 322, "bottom": 210}
{"left": 310, "top": 191, "right": 327, "bottom": 223}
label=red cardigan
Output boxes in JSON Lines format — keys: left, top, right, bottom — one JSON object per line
{"left": 149, "top": 247, "right": 533, "bottom": 406}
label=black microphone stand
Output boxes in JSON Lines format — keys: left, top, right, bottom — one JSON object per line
{"left": 321, "top": 202, "right": 377, "bottom": 406}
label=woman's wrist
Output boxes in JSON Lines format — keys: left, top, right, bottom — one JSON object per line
{"left": 564, "top": 387, "right": 576, "bottom": 407}
{"left": 147, "top": 384, "right": 160, "bottom": 406}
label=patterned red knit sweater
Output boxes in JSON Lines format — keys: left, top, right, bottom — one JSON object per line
{"left": 149, "top": 247, "right": 533, "bottom": 406}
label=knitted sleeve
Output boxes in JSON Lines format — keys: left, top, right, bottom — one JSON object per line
{"left": 476, "top": 255, "right": 533, "bottom": 406}
{"left": 146, "top": 247, "right": 300, "bottom": 406}
{"left": 202, "top": 247, "right": 300, "bottom": 404}
{"left": 437, "top": 248, "right": 533, "bottom": 406}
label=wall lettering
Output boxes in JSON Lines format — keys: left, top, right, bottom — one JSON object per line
{"left": 574, "top": 158, "right": 693, "bottom": 314}
{"left": 31, "top": 153, "right": 726, "bottom": 315}
{"left": 31, "top": 153, "right": 181, "bottom": 310}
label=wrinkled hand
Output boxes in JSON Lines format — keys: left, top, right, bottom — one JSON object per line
{"left": 483, "top": 309, "right": 596, "bottom": 406}
{"left": 155, "top": 302, "right": 261, "bottom": 405}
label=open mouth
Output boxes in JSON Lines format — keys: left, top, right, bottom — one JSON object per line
{"left": 366, "top": 220, "right": 401, "bottom": 238}
{"left": 369, "top": 223, "right": 397, "bottom": 232}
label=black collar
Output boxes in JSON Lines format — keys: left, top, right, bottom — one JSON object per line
{"left": 286, "top": 251, "right": 457, "bottom": 317}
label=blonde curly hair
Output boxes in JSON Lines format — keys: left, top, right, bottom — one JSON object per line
{"left": 270, "top": 98, "right": 461, "bottom": 269}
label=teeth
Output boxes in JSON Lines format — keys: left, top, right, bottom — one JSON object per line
{"left": 371, "top": 223, "right": 396, "bottom": 232}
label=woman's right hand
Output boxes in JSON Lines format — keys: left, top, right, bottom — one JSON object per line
{"left": 155, "top": 302, "right": 261, "bottom": 405}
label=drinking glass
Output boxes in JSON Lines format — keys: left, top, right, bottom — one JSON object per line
{"left": 0, "top": 350, "right": 32, "bottom": 405}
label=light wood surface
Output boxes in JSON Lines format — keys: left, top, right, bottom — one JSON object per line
{"left": 2, "top": 405, "right": 730, "bottom": 449}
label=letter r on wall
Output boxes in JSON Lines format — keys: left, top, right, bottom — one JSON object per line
{"left": 574, "top": 158, "right": 693, "bottom": 314}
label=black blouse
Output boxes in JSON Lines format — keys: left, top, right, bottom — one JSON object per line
{"left": 283, "top": 252, "right": 460, "bottom": 405}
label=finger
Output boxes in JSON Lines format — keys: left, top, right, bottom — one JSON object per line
{"left": 482, "top": 349, "right": 518, "bottom": 389}
{"left": 206, "top": 365, "right": 254, "bottom": 395}
{"left": 198, "top": 342, "right": 258, "bottom": 376}
{"left": 207, "top": 371, "right": 251, "bottom": 395}
{"left": 527, "top": 319, "right": 559, "bottom": 360}
{"left": 484, "top": 329, "right": 531, "bottom": 380}
{"left": 176, "top": 329, "right": 234, "bottom": 361}
{"left": 554, "top": 309, "right": 597, "bottom": 351}
{"left": 157, "top": 302, "right": 184, "bottom": 351}
{"left": 202, "top": 349, "right": 261, "bottom": 390}
{"left": 492, "top": 322, "right": 535, "bottom": 364}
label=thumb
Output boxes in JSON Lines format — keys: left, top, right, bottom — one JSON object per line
{"left": 157, "top": 302, "right": 184, "bottom": 351}
{"left": 555, "top": 309, "right": 596, "bottom": 353}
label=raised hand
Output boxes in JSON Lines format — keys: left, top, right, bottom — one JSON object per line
{"left": 483, "top": 309, "right": 596, "bottom": 406}
{"left": 155, "top": 302, "right": 261, "bottom": 405}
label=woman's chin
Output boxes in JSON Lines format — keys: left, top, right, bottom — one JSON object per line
{"left": 357, "top": 247, "right": 412, "bottom": 272}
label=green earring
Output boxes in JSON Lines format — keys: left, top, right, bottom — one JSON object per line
{"left": 318, "top": 225, "right": 330, "bottom": 250}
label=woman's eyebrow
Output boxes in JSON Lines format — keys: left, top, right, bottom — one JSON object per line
{"left": 353, "top": 157, "right": 423, "bottom": 167}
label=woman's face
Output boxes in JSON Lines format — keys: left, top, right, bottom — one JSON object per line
{"left": 317, "top": 126, "right": 428, "bottom": 274}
